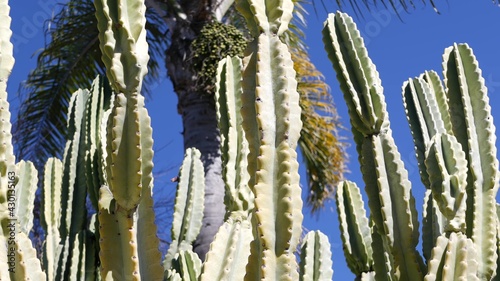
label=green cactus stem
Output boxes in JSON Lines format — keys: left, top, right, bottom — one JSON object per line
{"left": 164, "top": 148, "right": 205, "bottom": 270}
{"left": 335, "top": 181, "right": 373, "bottom": 276}
{"left": 424, "top": 232, "right": 479, "bottom": 281}
{"left": 323, "top": 11, "right": 424, "bottom": 278}
{"left": 235, "top": 0, "right": 304, "bottom": 279}
{"left": 83, "top": 75, "right": 113, "bottom": 210}
{"left": 41, "top": 157, "right": 63, "bottom": 280}
{"left": 94, "top": 0, "right": 149, "bottom": 94}
{"left": 215, "top": 56, "right": 253, "bottom": 217}
{"left": 299, "top": 230, "right": 334, "bottom": 281}
{"left": 201, "top": 218, "right": 253, "bottom": 281}
{"left": 323, "top": 12, "right": 425, "bottom": 279}
{"left": 421, "top": 190, "right": 445, "bottom": 263}
{"left": 442, "top": 43, "right": 499, "bottom": 279}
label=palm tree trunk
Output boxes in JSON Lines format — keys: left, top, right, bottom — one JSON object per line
{"left": 165, "top": 11, "right": 225, "bottom": 260}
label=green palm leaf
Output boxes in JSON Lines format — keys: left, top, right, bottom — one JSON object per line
{"left": 13, "top": 0, "right": 167, "bottom": 166}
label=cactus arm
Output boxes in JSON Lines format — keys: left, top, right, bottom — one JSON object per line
{"left": 104, "top": 94, "right": 144, "bottom": 210}
{"left": 0, "top": 0, "right": 16, "bottom": 233}
{"left": 425, "top": 133, "right": 468, "bottom": 232}
{"left": 85, "top": 76, "right": 113, "bottom": 209}
{"left": 243, "top": 40, "right": 303, "bottom": 279}
{"left": 215, "top": 56, "right": 253, "bottom": 217}
{"left": 298, "top": 230, "right": 333, "bottom": 281}
{"left": 335, "top": 181, "right": 373, "bottom": 276}
{"left": 171, "top": 250, "right": 202, "bottom": 281}
{"left": 164, "top": 148, "right": 205, "bottom": 270}
{"left": 61, "top": 89, "right": 90, "bottom": 239}
{"left": 323, "top": 12, "right": 425, "bottom": 279}
{"left": 362, "top": 131, "right": 425, "bottom": 279}
{"left": 98, "top": 186, "right": 141, "bottom": 281}
{"left": 200, "top": 218, "right": 253, "bottom": 281}
{"left": 422, "top": 71, "right": 453, "bottom": 134}
{"left": 14, "top": 161, "right": 37, "bottom": 235}
{"left": 135, "top": 90, "right": 162, "bottom": 279}
{"left": 443, "top": 43, "right": 499, "bottom": 278}
{"left": 136, "top": 184, "right": 163, "bottom": 279}
{"left": 235, "top": 0, "right": 293, "bottom": 37}
{"left": 69, "top": 231, "right": 85, "bottom": 280}
{"left": 0, "top": 0, "right": 14, "bottom": 93}
{"left": 0, "top": 4, "right": 45, "bottom": 279}
{"left": 424, "top": 233, "right": 479, "bottom": 281}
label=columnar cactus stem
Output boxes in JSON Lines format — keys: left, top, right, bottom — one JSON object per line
{"left": 326, "top": 11, "right": 499, "bottom": 280}
{"left": 236, "top": 0, "right": 304, "bottom": 279}
{"left": 14, "top": 161, "right": 37, "bottom": 235}
{"left": 84, "top": 76, "right": 113, "bottom": 210}
{"left": 323, "top": 12, "right": 425, "bottom": 279}
{"left": 442, "top": 44, "right": 499, "bottom": 279}
{"left": 198, "top": 56, "right": 254, "bottom": 280}
{"left": 164, "top": 148, "right": 205, "bottom": 270}
{"left": 94, "top": 0, "right": 149, "bottom": 95}
{"left": 42, "top": 158, "right": 63, "bottom": 280}
{"left": 425, "top": 232, "right": 479, "bottom": 281}
{"left": 299, "top": 230, "right": 334, "bottom": 281}
{"left": 94, "top": 0, "right": 161, "bottom": 278}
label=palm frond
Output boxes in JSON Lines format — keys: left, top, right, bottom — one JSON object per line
{"left": 13, "top": 0, "right": 167, "bottom": 167}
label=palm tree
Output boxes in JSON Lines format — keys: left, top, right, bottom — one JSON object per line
{"left": 13, "top": 0, "right": 437, "bottom": 260}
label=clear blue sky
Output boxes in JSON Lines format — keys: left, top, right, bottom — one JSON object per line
{"left": 6, "top": 0, "right": 500, "bottom": 279}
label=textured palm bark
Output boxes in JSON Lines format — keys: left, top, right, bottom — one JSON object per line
{"left": 164, "top": 1, "right": 225, "bottom": 260}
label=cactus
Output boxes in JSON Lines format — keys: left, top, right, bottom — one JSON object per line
{"left": 0, "top": 0, "right": 46, "bottom": 279}
{"left": 235, "top": 0, "right": 304, "bottom": 279}
{"left": 94, "top": 0, "right": 163, "bottom": 279}
{"left": 214, "top": 56, "right": 253, "bottom": 218}
{"left": 324, "top": 11, "right": 499, "bottom": 280}
{"left": 335, "top": 181, "right": 373, "bottom": 277}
